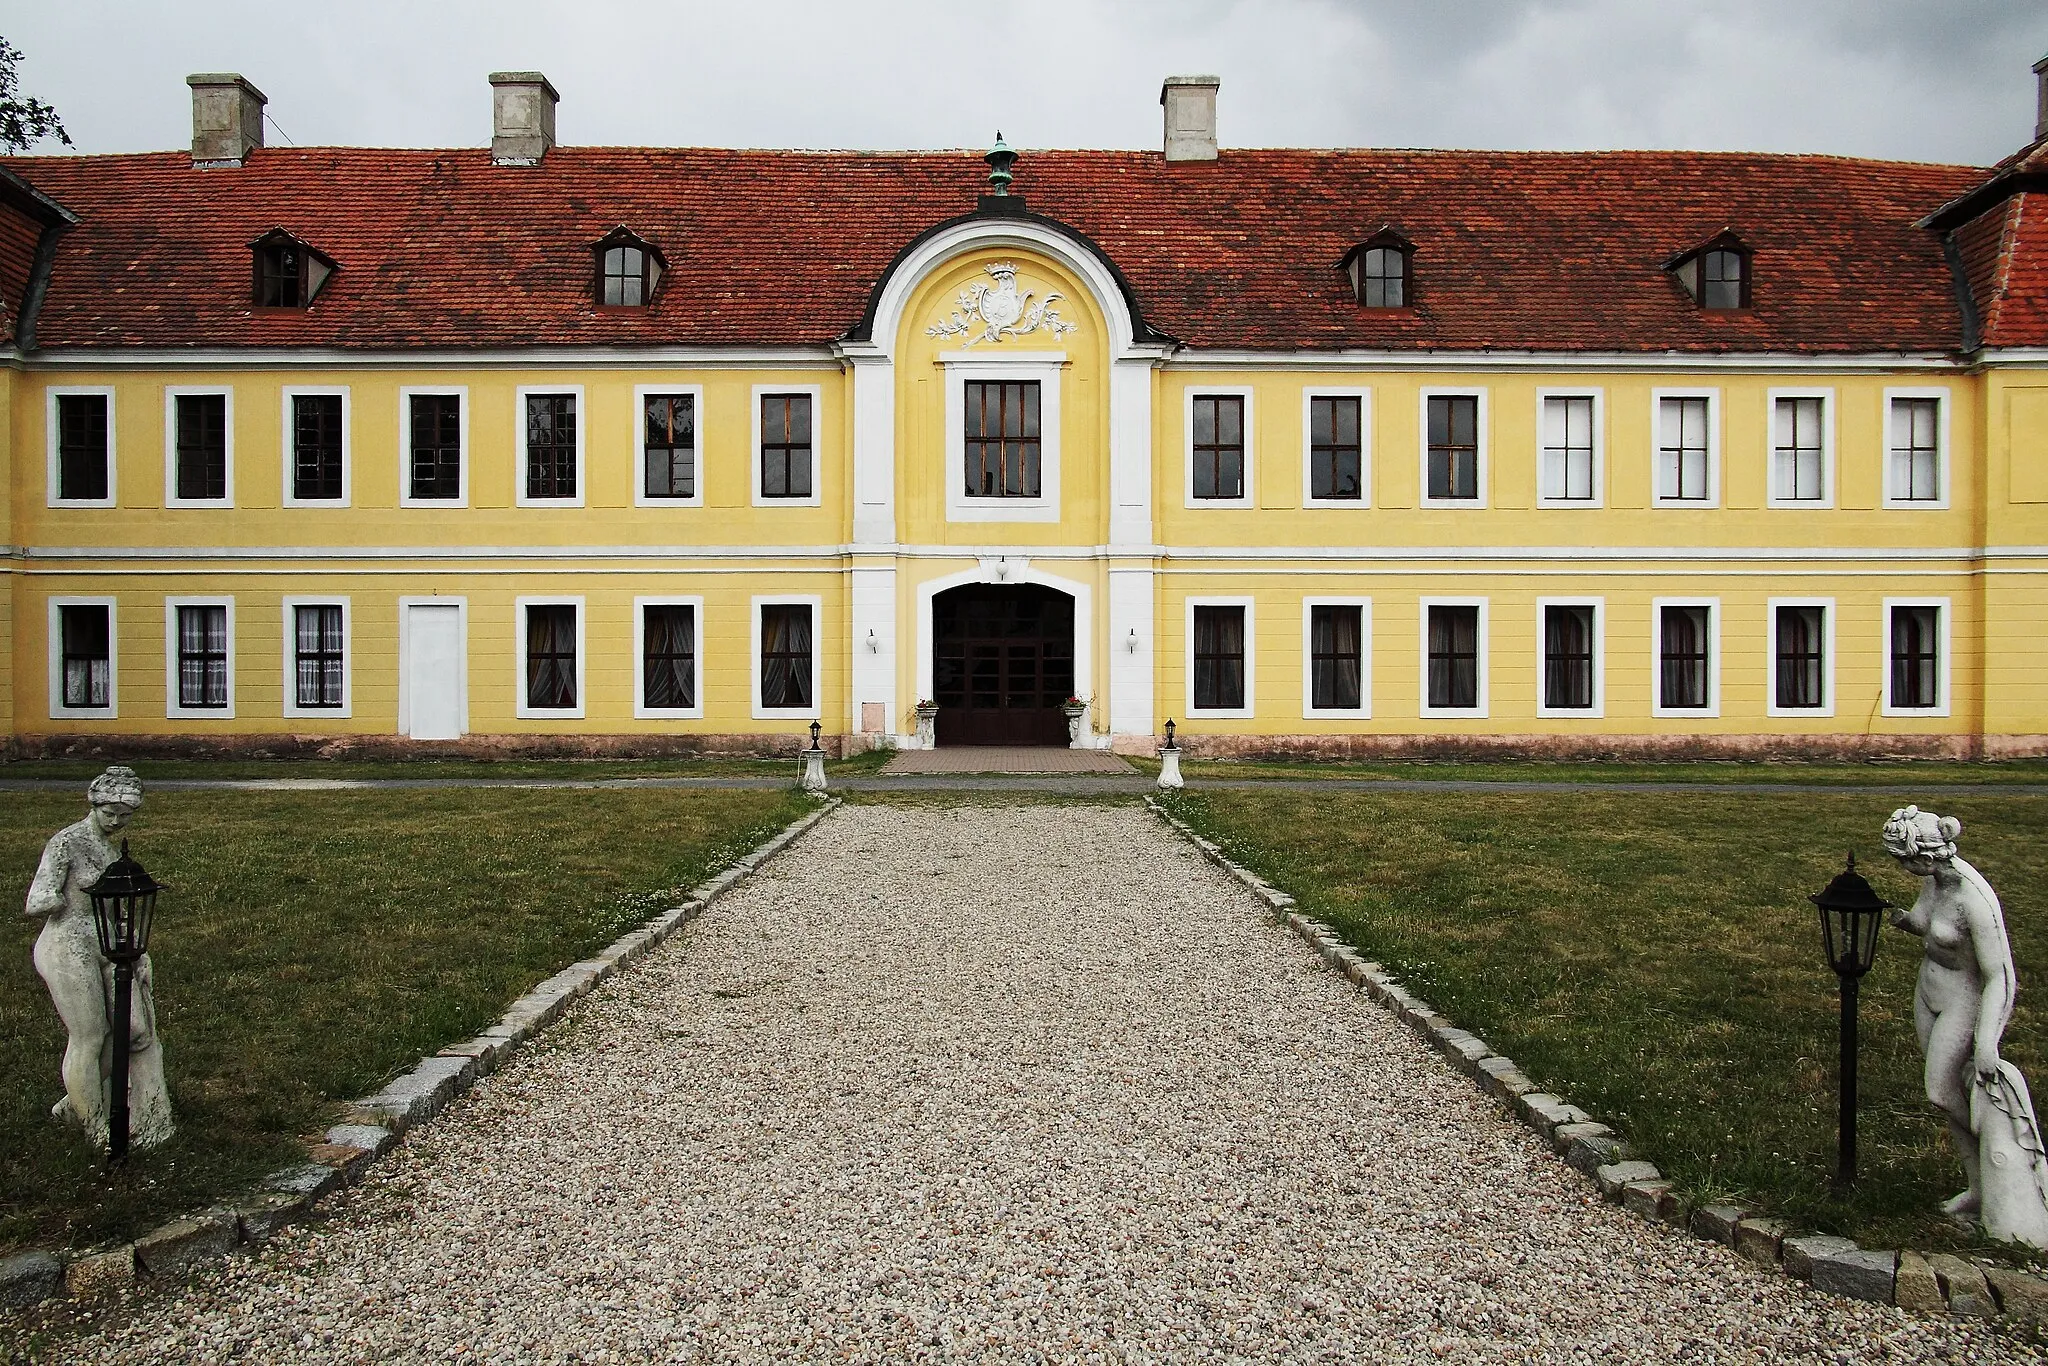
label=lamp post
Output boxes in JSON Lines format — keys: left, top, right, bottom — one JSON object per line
{"left": 1810, "top": 852, "right": 1889, "bottom": 1189}
{"left": 85, "top": 840, "right": 161, "bottom": 1163}
{"left": 800, "top": 720, "right": 828, "bottom": 793}
{"left": 1157, "top": 719, "right": 1184, "bottom": 791}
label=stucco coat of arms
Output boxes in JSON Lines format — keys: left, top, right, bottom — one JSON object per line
{"left": 927, "top": 262, "right": 1078, "bottom": 346}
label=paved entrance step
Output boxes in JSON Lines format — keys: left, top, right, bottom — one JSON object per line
{"left": 879, "top": 746, "right": 1132, "bottom": 775}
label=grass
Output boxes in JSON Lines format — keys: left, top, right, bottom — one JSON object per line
{"left": 0, "top": 785, "right": 816, "bottom": 1256}
{"left": 0, "top": 750, "right": 897, "bottom": 783}
{"left": 1157, "top": 785, "right": 2048, "bottom": 1259}
{"left": 1156, "top": 756, "right": 2048, "bottom": 787}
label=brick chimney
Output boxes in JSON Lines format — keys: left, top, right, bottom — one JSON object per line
{"left": 187, "top": 74, "right": 266, "bottom": 168}
{"left": 1161, "top": 75, "right": 1220, "bottom": 162}
{"left": 490, "top": 72, "right": 559, "bottom": 166}
{"left": 2035, "top": 54, "right": 2048, "bottom": 142}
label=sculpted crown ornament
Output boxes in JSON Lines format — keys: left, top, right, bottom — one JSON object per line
{"left": 926, "top": 261, "right": 1078, "bottom": 347}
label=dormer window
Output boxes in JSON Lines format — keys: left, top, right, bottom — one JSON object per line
{"left": 1667, "top": 231, "right": 1751, "bottom": 310}
{"left": 1338, "top": 229, "right": 1414, "bottom": 308}
{"left": 250, "top": 229, "right": 335, "bottom": 307}
{"left": 592, "top": 226, "right": 665, "bottom": 307}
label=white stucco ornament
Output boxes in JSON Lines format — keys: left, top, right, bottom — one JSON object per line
{"left": 24, "top": 766, "right": 175, "bottom": 1153}
{"left": 1884, "top": 805, "right": 2048, "bottom": 1248}
{"left": 926, "top": 262, "right": 1078, "bottom": 346}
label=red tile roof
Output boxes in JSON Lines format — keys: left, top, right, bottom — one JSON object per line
{"left": 0, "top": 145, "right": 1987, "bottom": 355}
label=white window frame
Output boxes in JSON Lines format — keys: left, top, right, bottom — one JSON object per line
{"left": 1534, "top": 388, "right": 1604, "bottom": 508}
{"left": 1765, "top": 387, "right": 1835, "bottom": 509}
{"left": 398, "top": 386, "right": 469, "bottom": 509}
{"left": 943, "top": 354, "right": 1063, "bottom": 523}
{"left": 1766, "top": 596, "right": 1836, "bottom": 718}
{"left": 1650, "top": 387, "right": 1721, "bottom": 509}
{"left": 1301, "top": 596, "right": 1371, "bottom": 718}
{"left": 1301, "top": 387, "right": 1373, "bottom": 509}
{"left": 1881, "top": 596, "right": 1951, "bottom": 718}
{"left": 752, "top": 384, "right": 825, "bottom": 509}
{"left": 752, "top": 594, "right": 824, "bottom": 719}
{"left": 633, "top": 594, "right": 707, "bottom": 719}
{"left": 1186, "top": 595, "right": 1255, "bottom": 719}
{"left": 1418, "top": 387, "right": 1489, "bottom": 509}
{"left": 632, "top": 383, "right": 707, "bottom": 509}
{"left": 47, "top": 596, "right": 118, "bottom": 720}
{"left": 280, "top": 385, "right": 352, "bottom": 508}
{"left": 514, "top": 596, "right": 587, "bottom": 719}
{"left": 163, "top": 386, "right": 235, "bottom": 509}
{"left": 281, "top": 596, "right": 353, "bottom": 719}
{"left": 1184, "top": 386, "right": 1256, "bottom": 510}
{"left": 1534, "top": 597, "right": 1605, "bottom": 718}
{"left": 1883, "top": 387, "right": 1952, "bottom": 510}
{"left": 1419, "top": 596, "right": 1489, "bottom": 719}
{"left": 1649, "top": 597, "right": 1721, "bottom": 719}
{"left": 46, "top": 385, "right": 117, "bottom": 509}
{"left": 164, "top": 596, "right": 236, "bottom": 720}
{"left": 515, "top": 385, "right": 587, "bottom": 509}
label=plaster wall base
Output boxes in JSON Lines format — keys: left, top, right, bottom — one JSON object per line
{"left": 1106, "top": 731, "right": 2040, "bottom": 762}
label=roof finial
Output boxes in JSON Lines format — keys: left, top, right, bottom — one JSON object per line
{"left": 984, "top": 131, "right": 1016, "bottom": 196}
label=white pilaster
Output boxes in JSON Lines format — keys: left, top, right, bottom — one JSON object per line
{"left": 851, "top": 564, "right": 898, "bottom": 744}
{"left": 1108, "top": 356, "right": 1157, "bottom": 552}
{"left": 1109, "top": 565, "right": 1155, "bottom": 738}
{"left": 847, "top": 351, "right": 895, "bottom": 547}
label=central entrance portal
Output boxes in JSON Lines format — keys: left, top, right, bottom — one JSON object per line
{"left": 932, "top": 583, "right": 1076, "bottom": 746}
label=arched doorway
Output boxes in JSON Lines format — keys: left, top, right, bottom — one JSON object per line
{"left": 932, "top": 584, "right": 1075, "bottom": 745}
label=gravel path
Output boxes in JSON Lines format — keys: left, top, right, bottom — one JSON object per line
{"left": 22, "top": 802, "right": 2043, "bottom": 1363}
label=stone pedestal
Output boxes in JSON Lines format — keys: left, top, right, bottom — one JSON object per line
{"left": 914, "top": 706, "right": 939, "bottom": 750}
{"left": 1064, "top": 704, "right": 1088, "bottom": 748}
{"left": 1157, "top": 746, "right": 1184, "bottom": 790}
{"left": 799, "top": 748, "right": 828, "bottom": 793}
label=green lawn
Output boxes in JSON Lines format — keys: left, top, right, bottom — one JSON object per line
{"left": 1, "top": 786, "right": 814, "bottom": 1256}
{"left": 1157, "top": 786, "right": 2048, "bottom": 1259}
{"left": 1154, "top": 756, "right": 2048, "bottom": 787}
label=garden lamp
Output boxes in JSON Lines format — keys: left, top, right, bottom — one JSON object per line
{"left": 808, "top": 720, "right": 823, "bottom": 751}
{"left": 86, "top": 840, "right": 162, "bottom": 1162}
{"left": 1163, "top": 719, "right": 1177, "bottom": 750}
{"left": 1810, "top": 852, "right": 1888, "bottom": 1188}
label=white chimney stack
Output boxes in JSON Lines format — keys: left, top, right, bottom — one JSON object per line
{"left": 490, "top": 72, "right": 559, "bottom": 166}
{"left": 1161, "top": 75, "right": 1220, "bottom": 163}
{"left": 187, "top": 73, "right": 266, "bottom": 168}
{"left": 2035, "top": 54, "right": 2048, "bottom": 143}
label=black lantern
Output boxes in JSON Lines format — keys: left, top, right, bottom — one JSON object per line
{"left": 808, "top": 720, "right": 823, "bottom": 752}
{"left": 1163, "top": 719, "right": 1177, "bottom": 751}
{"left": 86, "top": 840, "right": 162, "bottom": 1162}
{"left": 1810, "top": 852, "right": 1888, "bottom": 1187}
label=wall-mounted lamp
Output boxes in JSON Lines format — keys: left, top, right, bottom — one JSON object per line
{"left": 866, "top": 629, "right": 878, "bottom": 654}
{"left": 994, "top": 560, "right": 1010, "bottom": 582}
{"left": 1125, "top": 628, "right": 1139, "bottom": 654}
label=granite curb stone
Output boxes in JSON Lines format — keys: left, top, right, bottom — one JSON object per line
{"left": 1927, "top": 1253, "right": 1997, "bottom": 1317}
{"left": 1895, "top": 1250, "right": 1945, "bottom": 1311}
{"left": 4, "top": 796, "right": 843, "bottom": 1309}
{"left": 1811, "top": 1248, "right": 1899, "bottom": 1304}
{"left": 1733, "top": 1216, "right": 1790, "bottom": 1268}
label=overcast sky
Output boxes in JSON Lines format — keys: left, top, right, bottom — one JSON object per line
{"left": 8, "top": 1, "right": 2047, "bottom": 167}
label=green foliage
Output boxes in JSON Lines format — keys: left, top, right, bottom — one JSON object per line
{"left": 0, "top": 786, "right": 809, "bottom": 1254}
{"left": 0, "top": 38, "right": 69, "bottom": 153}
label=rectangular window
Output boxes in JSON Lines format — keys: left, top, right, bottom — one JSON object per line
{"left": 760, "top": 393, "right": 814, "bottom": 500}
{"left": 1542, "top": 605, "right": 1595, "bottom": 710}
{"left": 1308, "top": 396, "right": 1363, "bottom": 500}
{"left": 759, "top": 603, "right": 814, "bottom": 709}
{"left": 59, "top": 604, "right": 111, "bottom": 710}
{"left": 292, "top": 604, "right": 346, "bottom": 709}
{"left": 524, "top": 393, "right": 578, "bottom": 501}
{"left": 1774, "top": 605, "right": 1827, "bottom": 709}
{"left": 1309, "top": 604, "right": 1363, "bottom": 711}
{"left": 1890, "top": 604, "right": 1941, "bottom": 710}
{"left": 408, "top": 393, "right": 463, "bottom": 501}
{"left": 1427, "top": 604, "right": 1481, "bottom": 710}
{"left": 524, "top": 604, "right": 579, "bottom": 711}
{"left": 1191, "top": 395, "right": 1245, "bottom": 501}
{"left": 1192, "top": 605, "right": 1246, "bottom": 711}
{"left": 964, "top": 380, "right": 1042, "bottom": 498}
{"left": 643, "top": 393, "right": 696, "bottom": 500}
{"left": 56, "top": 393, "right": 110, "bottom": 502}
{"left": 1658, "top": 605, "right": 1711, "bottom": 711}
{"left": 1890, "top": 396, "right": 1942, "bottom": 503}
{"left": 1426, "top": 394, "right": 1479, "bottom": 500}
{"left": 174, "top": 392, "right": 228, "bottom": 502}
{"left": 292, "top": 394, "right": 345, "bottom": 501}
{"left": 176, "top": 604, "right": 229, "bottom": 709}
{"left": 1539, "top": 395, "right": 1595, "bottom": 502}
{"left": 1772, "top": 395, "right": 1825, "bottom": 502}
{"left": 642, "top": 603, "right": 697, "bottom": 711}
{"left": 1656, "top": 395, "right": 1711, "bottom": 501}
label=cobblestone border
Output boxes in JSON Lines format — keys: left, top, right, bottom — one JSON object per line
{"left": 1143, "top": 795, "right": 2048, "bottom": 1326}
{"left": 1, "top": 796, "right": 844, "bottom": 1310}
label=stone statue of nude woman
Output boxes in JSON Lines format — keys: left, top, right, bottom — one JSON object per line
{"left": 23, "top": 766, "right": 174, "bottom": 1152}
{"left": 1883, "top": 805, "right": 2048, "bottom": 1247}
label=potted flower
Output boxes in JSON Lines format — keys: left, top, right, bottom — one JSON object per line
{"left": 913, "top": 698, "right": 940, "bottom": 749}
{"left": 1061, "top": 695, "right": 1089, "bottom": 747}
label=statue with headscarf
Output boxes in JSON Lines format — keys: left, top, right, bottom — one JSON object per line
{"left": 1883, "top": 805, "right": 2048, "bottom": 1247}
{"left": 23, "top": 766, "right": 174, "bottom": 1152}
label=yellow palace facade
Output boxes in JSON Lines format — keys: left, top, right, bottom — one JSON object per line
{"left": 4, "top": 70, "right": 2047, "bottom": 758}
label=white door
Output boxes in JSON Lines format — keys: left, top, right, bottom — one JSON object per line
{"left": 405, "top": 603, "right": 465, "bottom": 740}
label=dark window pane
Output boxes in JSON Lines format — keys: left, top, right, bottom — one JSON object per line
{"left": 1192, "top": 605, "right": 1246, "bottom": 710}
{"left": 1891, "top": 397, "right": 1941, "bottom": 501}
{"left": 1775, "top": 605, "right": 1826, "bottom": 708}
{"left": 1702, "top": 249, "right": 1745, "bottom": 309}
{"left": 1310, "top": 604, "right": 1362, "bottom": 710}
{"left": 56, "top": 394, "right": 110, "bottom": 501}
{"left": 643, "top": 394, "right": 696, "bottom": 499}
{"left": 1427, "top": 395, "right": 1478, "bottom": 500}
{"left": 1362, "top": 246, "right": 1406, "bottom": 307}
{"left": 59, "top": 604, "right": 111, "bottom": 709}
{"left": 1659, "top": 606, "right": 1710, "bottom": 709}
{"left": 525, "top": 604, "right": 578, "bottom": 709}
{"left": 1890, "top": 605, "right": 1940, "bottom": 709}
{"left": 1191, "top": 395, "right": 1244, "bottom": 500}
{"left": 964, "top": 381, "right": 1042, "bottom": 498}
{"left": 176, "top": 604, "right": 229, "bottom": 708}
{"left": 761, "top": 394, "right": 814, "bottom": 500}
{"left": 257, "top": 241, "right": 302, "bottom": 307}
{"left": 409, "top": 394, "right": 463, "bottom": 500}
{"left": 293, "top": 603, "right": 345, "bottom": 708}
{"left": 643, "top": 604, "right": 697, "bottom": 709}
{"left": 1309, "top": 396, "right": 1362, "bottom": 500}
{"left": 292, "top": 394, "right": 345, "bottom": 501}
{"left": 1427, "top": 605, "right": 1479, "bottom": 709}
{"left": 1543, "top": 605, "right": 1595, "bottom": 710}
{"left": 175, "top": 394, "right": 228, "bottom": 501}
{"left": 525, "top": 394, "right": 578, "bottom": 499}
{"left": 760, "top": 604, "right": 813, "bottom": 709}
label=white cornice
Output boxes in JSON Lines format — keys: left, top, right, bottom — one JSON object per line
{"left": 17, "top": 346, "right": 844, "bottom": 372}
{"left": 1167, "top": 349, "right": 1963, "bottom": 374}
{"left": 1975, "top": 348, "right": 2048, "bottom": 368}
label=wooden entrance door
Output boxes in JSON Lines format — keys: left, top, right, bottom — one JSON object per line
{"left": 933, "top": 584, "right": 1075, "bottom": 746}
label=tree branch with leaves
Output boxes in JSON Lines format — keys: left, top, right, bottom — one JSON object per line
{"left": 0, "top": 37, "right": 70, "bottom": 153}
